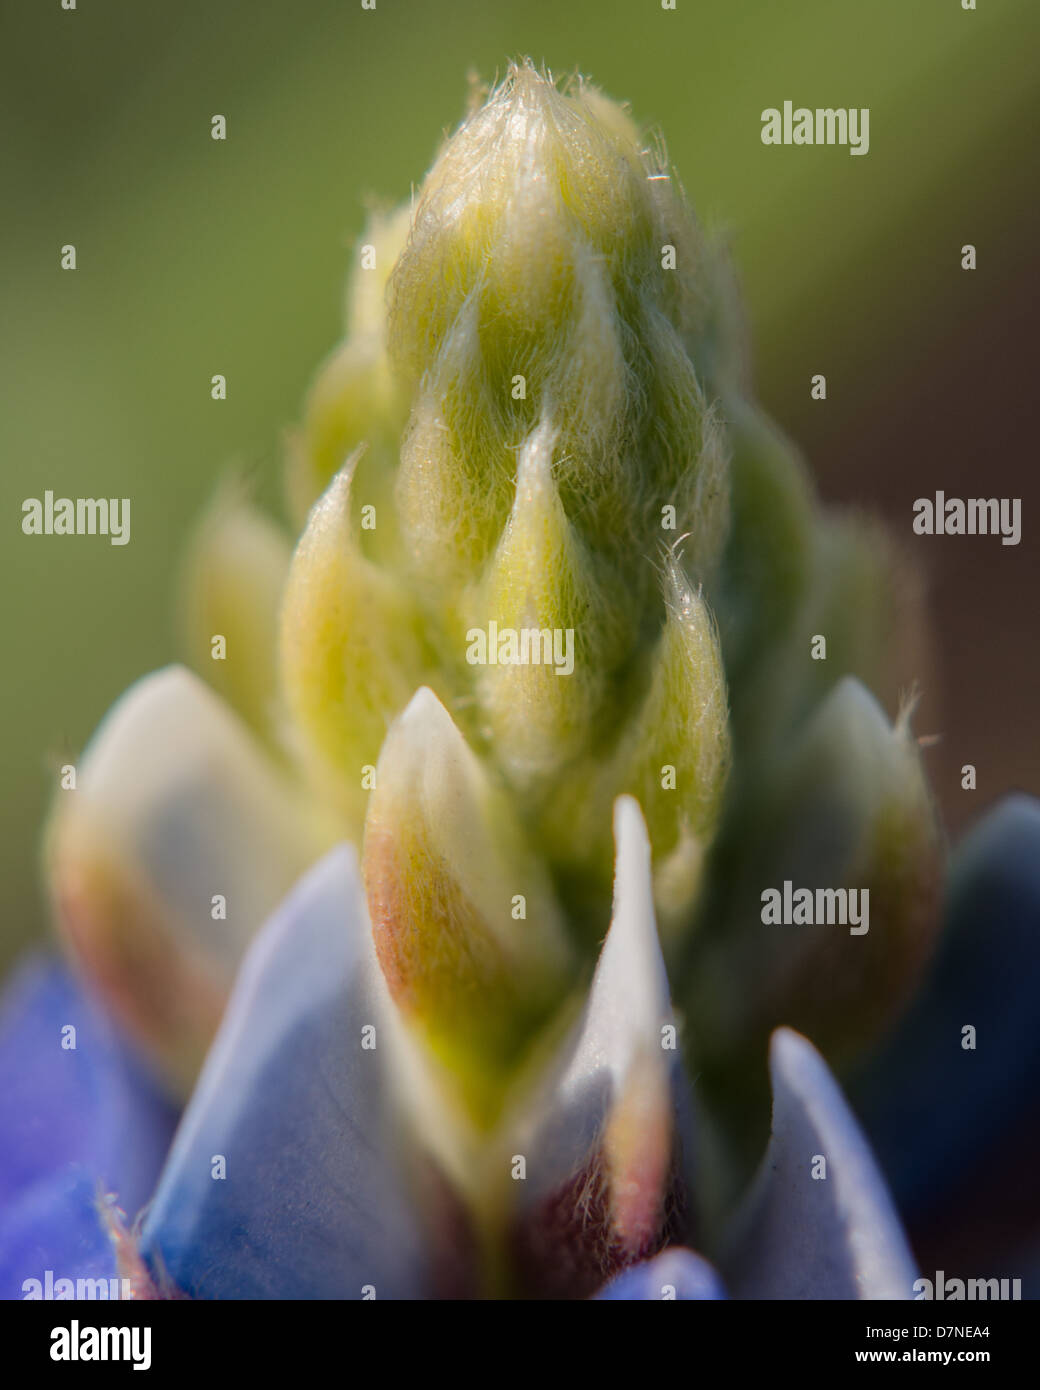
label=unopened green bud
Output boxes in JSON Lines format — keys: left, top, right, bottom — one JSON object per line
{"left": 714, "top": 398, "right": 815, "bottom": 719}
{"left": 179, "top": 480, "right": 291, "bottom": 747}
{"left": 800, "top": 515, "right": 929, "bottom": 726}
{"left": 732, "top": 509, "right": 927, "bottom": 767}
{"left": 472, "top": 418, "right": 629, "bottom": 788}
{"left": 363, "top": 687, "right": 574, "bottom": 1128}
{"left": 279, "top": 452, "right": 435, "bottom": 835}
{"left": 285, "top": 202, "right": 412, "bottom": 540}
{"left": 539, "top": 556, "right": 730, "bottom": 928}
{"left": 687, "top": 676, "right": 941, "bottom": 1141}
{"left": 615, "top": 559, "right": 730, "bottom": 864}
{"left": 387, "top": 60, "right": 729, "bottom": 641}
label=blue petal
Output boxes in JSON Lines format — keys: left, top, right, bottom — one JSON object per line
{"left": 0, "top": 957, "right": 177, "bottom": 1298}
{"left": 139, "top": 845, "right": 433, "bottom": 1299}
{"left": 721, "top": 1028, "right": 918, "bottom": 1299}
{"left": 595, "top": 1248, "right": 727, "bottom": 1300}
{"left": 850, "top": 795, "right": 1040, "bottom": 1222}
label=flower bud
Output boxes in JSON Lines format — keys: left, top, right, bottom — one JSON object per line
{"left": 363, "top": 687, "right": 574, "bottom": 1127}
{"left": 279, "top": 452, "right": 435, "bottom": 835}
{"left": 611, "top": 558, "right": 731, "bottom": 896}
{"left": 178, "top": 480, "right": 291, "bottom": 746}
{"left": 732, "top": 510, "right": 928, "bottom": 766}
{"left": 285, "top": 202, "right": 412, "bottom": 539}
{"left": 538, "top": 555, "right": 731, "bottom": 927}
{"left": 472, "top": 418, "right": 630, "bottom": 788}
{"left": 799, "top": 516, "right": 930, "bottom": 732}
{"left": 686, "top": 677, "right": 942, "bottom": 1142}
{"left": 713, "top": 397, "right": 815, "bottom": 720}
{"left": 387, "top": 60, "right": 729, "bottom": 640}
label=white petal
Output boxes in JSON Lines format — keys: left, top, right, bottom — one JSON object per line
{"left": 514, "top": 796, "right": 677, "bottom": 1193}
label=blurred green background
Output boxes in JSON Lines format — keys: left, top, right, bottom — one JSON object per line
{"left": 2, "top": 0, "right": 1038, "bottom": 972}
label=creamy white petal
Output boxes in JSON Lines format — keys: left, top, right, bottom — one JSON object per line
{"left": 48, "top": 666, "right": 327, "bottom": 1093}
{"left": 55, "top": 664, "right": 322, "bottom": 971}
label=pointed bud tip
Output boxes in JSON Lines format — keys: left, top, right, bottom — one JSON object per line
{"left": 363, "top": 686, "right": 573, "bottom": 1125}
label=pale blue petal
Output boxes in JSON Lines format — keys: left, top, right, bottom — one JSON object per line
{"left": 595, "top": 1248, "right": 727, "bottom": 1300}
{"left": 721, "top": 1027, "right": 918, "bottom": 1299}
{"left": 139, "top": 846, "right": 433, "bottom": 1299}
